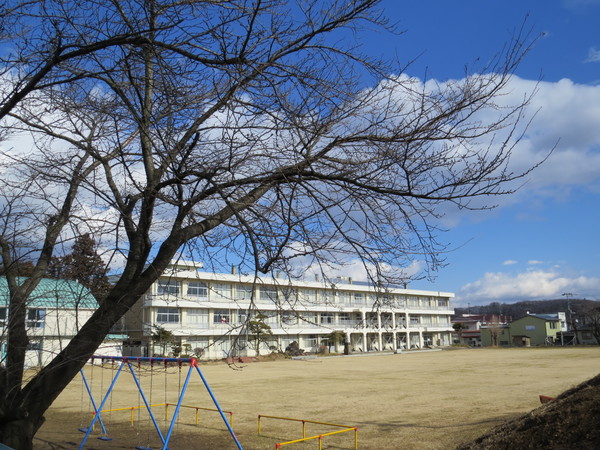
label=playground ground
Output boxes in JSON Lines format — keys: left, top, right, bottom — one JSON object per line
{"left": 34, "top": 346, "right": 600, "bottom": 449}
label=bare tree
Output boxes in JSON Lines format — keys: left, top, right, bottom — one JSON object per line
{"left": 0, "top": 0, "right": 542, "bottom": 447}
{"left": 584, "top": 307, "right": 600, "bottom": 344}
{"left": 487, "top": 315, "right": 504, "bottom": 347}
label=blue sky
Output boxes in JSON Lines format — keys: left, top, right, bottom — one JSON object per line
{"left": 365, "top": 0, "right": 600, "bottom": 306}
{"left": 3, "top": 1, "right": 598, "bottom": 308}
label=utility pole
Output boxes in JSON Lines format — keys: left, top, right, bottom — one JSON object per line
{"left": 563, "top": 292, "right": 578, "bottom": 345}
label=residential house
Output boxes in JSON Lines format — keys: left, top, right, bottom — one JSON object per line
{"left": 481, "top": 312, "right": 567, "bottom": 347}
{"left": 576, "top": 324, "right": 599, "bottom": 345}
{"left": 0, "top": 277, "right": 121, "bottom": 367}
{"left": 452, "top": 314, "right": 511, "bottom": 346}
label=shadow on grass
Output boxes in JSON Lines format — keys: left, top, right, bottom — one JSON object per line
{"left": 356, "top": 413, "right": 520, "bottom": 431}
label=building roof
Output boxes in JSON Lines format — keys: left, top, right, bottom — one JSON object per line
{"left": 160, "top": 267, "right": 455, "bottom": 298}
{"left": 0, "top": 277, "right": 99, "bottom": 309}
{"left": 524, "top": 313, "right": 561, "bottom": 322}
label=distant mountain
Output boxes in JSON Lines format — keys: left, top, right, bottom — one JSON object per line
{"left": 454, "top": 298, "right": 600, "bottom": 324}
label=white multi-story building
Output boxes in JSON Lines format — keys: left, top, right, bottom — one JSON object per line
{"left": 125, "top": 261, "right": 455, "bottom": 359}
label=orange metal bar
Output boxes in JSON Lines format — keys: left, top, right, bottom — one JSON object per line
{"left": 164, "top": 403, "right": 234, "bottom": 424}
{"left": 259, "top": 414, "right": 358, "bottom": 449}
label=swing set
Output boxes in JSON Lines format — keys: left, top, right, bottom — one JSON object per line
{"left": 78, "top": 355, "right": 243, "bottom": 450}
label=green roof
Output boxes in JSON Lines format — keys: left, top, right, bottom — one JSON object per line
{"left": 0, "top": 277, "right": 99, "bottom": 309}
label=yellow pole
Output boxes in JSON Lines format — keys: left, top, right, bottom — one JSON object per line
{"left": 354, "top": 427, "right": 358, "bottom": 449}
{"left": 258, "top": 415, "right": 262, "bottom": 435}
{"left": 195, "top": 407, "right": 199, "bottom": 425}
{"left": 302, "top": 420, "right": 306, "bottom": 439}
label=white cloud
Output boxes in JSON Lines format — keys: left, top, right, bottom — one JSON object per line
{"left": 584, "top": 47, "right": 600, "bottom": 63}
{"left": 527, "top": 260, "right": 544, "bottom": 265}
{"left": 429, "top": 75, "right": 600, "bottom": 225}
{"left": 503, "top": 260, "right": 518, "bottom": 265}
{"left": 458, "top": 269, "right": 600, "bottom": 305}
{"left": 481, "top": 77, "right": 600, "bottom": 196}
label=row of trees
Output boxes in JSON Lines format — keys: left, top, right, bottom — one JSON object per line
{"left": 0, "top": 0, "right": 541, "bottom": 447}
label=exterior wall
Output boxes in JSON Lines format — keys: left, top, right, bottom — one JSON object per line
{"left": 480, "top": 326, "right": 511, "bottom": 346}
{"left": 0, "top": 277, "right": 119, "bottom": 368}
{"left": 125, "top": 264, "right": 455, "bottom": 359}
{"left": 510, "top": 316, "right": 561, "bottom": 346}
{"left": 1, "top": 303, "right": 101, "bottom": 367}
{"left": 577, "top": 327, "right": 599, "bottom": 345}
{"left": 479, "top": 314, "right": 564, "bottom": 347}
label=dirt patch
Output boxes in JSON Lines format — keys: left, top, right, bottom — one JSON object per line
{"left": 458, "top": 372, "right": 600, "bottom": 449}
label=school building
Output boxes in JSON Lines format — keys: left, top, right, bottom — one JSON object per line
{"left": 124, "top": 261, "right": 455, "bottom": 359}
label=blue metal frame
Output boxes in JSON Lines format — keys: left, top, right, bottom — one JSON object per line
{"left": 78, "top": 368, "right": 109, "bottom": 435}
{"left": 78, "top": 356, "right": 243, "bottom": 450}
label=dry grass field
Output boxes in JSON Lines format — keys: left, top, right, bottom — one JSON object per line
{"left": 34, "top": 347, "right": 600, "bottom": 449}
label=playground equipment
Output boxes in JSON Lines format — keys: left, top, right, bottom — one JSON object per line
{"left": 258, "top": 414, "right": 358, "bottom": 449}
{"left": 96, "top": 402, "right": 235, "bottom": 428}
{"left": 78, "top": 356, "right": 243, "bottom": 450}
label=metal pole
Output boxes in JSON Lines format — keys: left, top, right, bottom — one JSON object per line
{"left": 79, "top": 368, "right": 109, "bottom": 435}
{"left": 79, "top": 362, "right": 124, "bottom": 449}
{"left": 194, "top": 364, "right": 244, "bottom": 449}
{"left": 162, "top": 365, "right": 194, "bottom": 449}
{"left": 126, "top": 361, "right": 166, "bottom": 445}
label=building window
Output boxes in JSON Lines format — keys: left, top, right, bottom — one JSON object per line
{"left": 549, "top": 322, "right": 557, "bottom": 329}
{"left": 26, "top": 341, "right": 42, "bottom": 351}
{"left": 0, "top": 307, "right": 6, "bottom": 327}
{"left": 157, "top": 280, "right": 180, "bottom": 296}
{"left": 301, "top": 312, "right": 317, "bottom": 326}
{"left": 236, "top": 284, "right": 254, "bottom": 300}
{"left": 320, "top": 290, "right": 333, "bottom": 305}
{"left": 338, "top": 312, "right": 351, "bottom": 325}
{"left": 409, "top": 315, "right": 419, "bottom": 325}
{"left": 394, "top": 295, "right": 406, "bottom": 308}
{"left": 263, "top": 312, "right": 278, "bottom": 326}
{"left": 214, "top": 284, "right": 232, "bottom": 300}
{"left": 213, "top": 309, "right": 230, "bottom": 324}
{"left": 354, "top": 292, "right": 364, "bottom": 305}
{"left": 301, "top": 289, "right": 316, "bottom": 303}
{"left": 156, "top": 307, "right": 179, "bottom": 323}
{"left": 27, "top": 309, "right": 46, "bottom": 328}
{"left": 338, "top": 292, "right": 350, "bottom": 305}
{"left": 238, "top": 310, "right": 248, "bottom": 324}
{"left": 368, "top": 294, "right": 377, "bottom": 307}
{"left": 187, "top": 282, "right": 208, "bottom": 300}
{"left": 185, "top": 309, "right": 208, "bottom": 326}
{"left": 260, "top": 287, "right": 277, "bottom": 303}
{"left": 320, "top": 312, "right": 334, "bottom": 325}
{"left": 186, "top": 338, "right": 209, "bottom": 355}
{"left": 304, "top": 334, "right": 318, "bottom": 348}
{"left": 281, "top": 288, "right": 298, "bottom": 302}
{"left": 282, "top": 311, "right": 298, "bottom": 325}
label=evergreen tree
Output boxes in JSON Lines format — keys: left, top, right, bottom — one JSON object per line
{"left": 48, "top": 234, "right": 111, "bottom": 303}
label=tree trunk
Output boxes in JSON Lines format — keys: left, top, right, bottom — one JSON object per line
{"left": 0, "top": 416, "right": 43, "bottom": 450}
